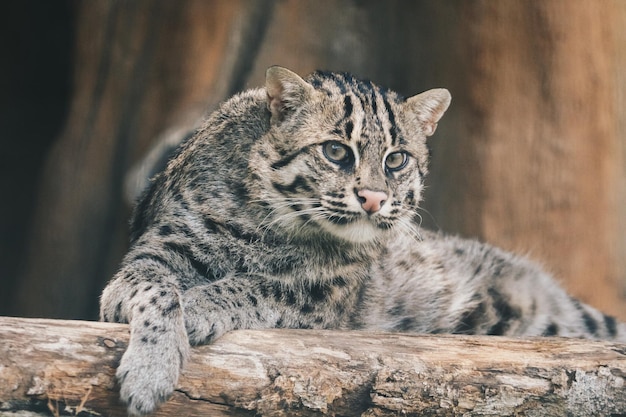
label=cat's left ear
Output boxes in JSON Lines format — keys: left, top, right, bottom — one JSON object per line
{"left": 405, "top": 89, "right": 451, "bottom": 136}
{"left": 266, "top": 66, "right": 315, "bottom": 124}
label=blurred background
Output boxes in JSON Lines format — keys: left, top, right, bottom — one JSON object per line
{"left": 1, "top": 0, "right": 625, "bottom": 321}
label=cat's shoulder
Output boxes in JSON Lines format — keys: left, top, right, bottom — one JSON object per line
{"left": 205, "top": 88, "right": 269, "bottom": 131}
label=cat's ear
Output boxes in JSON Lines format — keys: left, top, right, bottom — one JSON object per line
{"left": 266, "top": 66, "right": 314, "bottom": 123}
{"left": 405, "top": 89, "right": 451, "bottom": 137}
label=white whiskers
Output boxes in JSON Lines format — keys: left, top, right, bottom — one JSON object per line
{"left": 251, "top": 197, "right": 326, "bottom": 239}
{"left": 396, "top": 213, "right": 423, "bottom": 243}
{"left": 251, "top": 196, "right": 425, "bottom": 245}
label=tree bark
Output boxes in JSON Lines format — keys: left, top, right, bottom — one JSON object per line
{"left": 5, "top": 0, "right": 625, "bottom": 326}
{"left": 11, "top": 0, "right": 272, "bottom": 320}
{"left": 423, "top": 0, "right": 626, "bottom": 320}
{"left": 0, "top": 317, "right": 625, "bottom": 417}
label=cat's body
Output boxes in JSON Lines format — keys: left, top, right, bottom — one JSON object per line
{"left": 101, "top": 67, "right": 625, "bottom": 415}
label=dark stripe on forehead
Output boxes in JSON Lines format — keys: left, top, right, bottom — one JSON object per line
{"left": 371, "top": 91, "right": 378, "bottom": 115}
{"left": 345, "top": 121, "right": 354, "bottom": 139}
{"left": 383, "top": 97, "right": 398, "bottom": 146}
{"left": 332, "top": 95, "right": 354, "bottom": 139}
{"left": 343, "top": 95, "right": 353, "bottom": 118}
{"left": 343, "top": 95, "right": 355, "bottom": 138}
{"left": 351, "top": 81, "right": 384, "bottom": 141}
{"left": 308, "top": 75, "right": 323, "bottom": 89}
{"left": 309, "top": 71, "right": 349, "bottom": 94}
{"left": 355, "top": 78, "right": 375, "bottom": 98}
{"left": 335, "top": 74, "right": 350, "bottom": 94}
{"left": 308, "top": 73, "right": 332, "bottom": 93}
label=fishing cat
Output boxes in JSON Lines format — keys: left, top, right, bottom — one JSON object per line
{"left": 100, "top": 66, "right": 625, "bottom": 415}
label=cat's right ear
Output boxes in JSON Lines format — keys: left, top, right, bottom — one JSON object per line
{"left": 266, "top": 66, "right": 314, "bottom": 124}
{"left": 405, "top": 88, "right": 451, "bottom": 137}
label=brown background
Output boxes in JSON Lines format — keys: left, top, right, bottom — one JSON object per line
{"left": 1, "top": 0, "right": 625, "bottom": 321}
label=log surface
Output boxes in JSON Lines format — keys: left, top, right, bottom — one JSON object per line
{"left": 0, "top": 316, "right": 625, "bottom": 416}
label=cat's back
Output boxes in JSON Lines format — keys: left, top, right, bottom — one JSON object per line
{"left": 169, "top": 88, "right": 269, "bottom": 185}
{"left": 370, "top": 230, "right": 625, "bottom": 339}
{"left": 129, "top": 88, "right": 270, "bottom": 240}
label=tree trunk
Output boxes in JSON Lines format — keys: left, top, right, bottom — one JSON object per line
{"left": 4, "top": 1, "right": 625, "bottom": 324}
{"left": 11, "top": 0, "right": 272, "bottom": 320}
{"left": 1, "top": 317, "right": 625, "bottom": 417}
{"left": 423, "top": 0, "right": 626, "bottom": 319}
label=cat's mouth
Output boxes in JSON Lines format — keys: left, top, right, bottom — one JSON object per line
{"left": 261, "top": 197, "right": 395, "bottom": 243}
{"left": 319, "top": 210, "right": 393, "bottom": 243}
{"left": 326, "top": 213, "right": 359, "bottom": 226}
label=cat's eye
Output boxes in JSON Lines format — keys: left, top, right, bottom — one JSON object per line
{"left": 385, "top": 152, "right": 408, "bottom": 171}
{"left": 323, "top": 141, "right": 352, "bottom": 164}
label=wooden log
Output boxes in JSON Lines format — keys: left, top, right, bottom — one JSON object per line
{"left": 0, "top": 317, "right": 625, "bottom": 416}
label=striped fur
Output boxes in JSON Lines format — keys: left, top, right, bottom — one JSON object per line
{"left": 100, "top": 67, "right": 625, "bottom": 415}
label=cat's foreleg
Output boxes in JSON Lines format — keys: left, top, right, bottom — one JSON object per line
{"left": 181, "top": 275, "right": 284, "bottom": 345}
{"left": 100, "top": 265, "right": 189, "bottom": 416}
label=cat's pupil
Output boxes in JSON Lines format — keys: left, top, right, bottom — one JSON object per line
{"left": 385, "top": 152, "right": 408, "bottom": 171}
{"left": 323, "top": 141, "right": 351, "bottom": 164}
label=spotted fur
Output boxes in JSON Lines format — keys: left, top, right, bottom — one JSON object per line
{"left": 100, "top": 66, "right": 625, "bottom": 415}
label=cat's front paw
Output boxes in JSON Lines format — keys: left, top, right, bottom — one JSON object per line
{"left": 116, "top": 339, "right": 188, "bottom": 415}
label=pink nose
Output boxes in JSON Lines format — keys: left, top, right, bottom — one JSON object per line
{"left": 356, "top": 189, "right": 388, "bottom": 214}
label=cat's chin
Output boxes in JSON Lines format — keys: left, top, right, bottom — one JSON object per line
{"left": 319, "top": 219, "right": 383, "bottom": 244}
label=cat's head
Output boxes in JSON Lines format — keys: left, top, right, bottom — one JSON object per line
{"left": 248, "top": 66, "right": 450, "bottom": 244}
